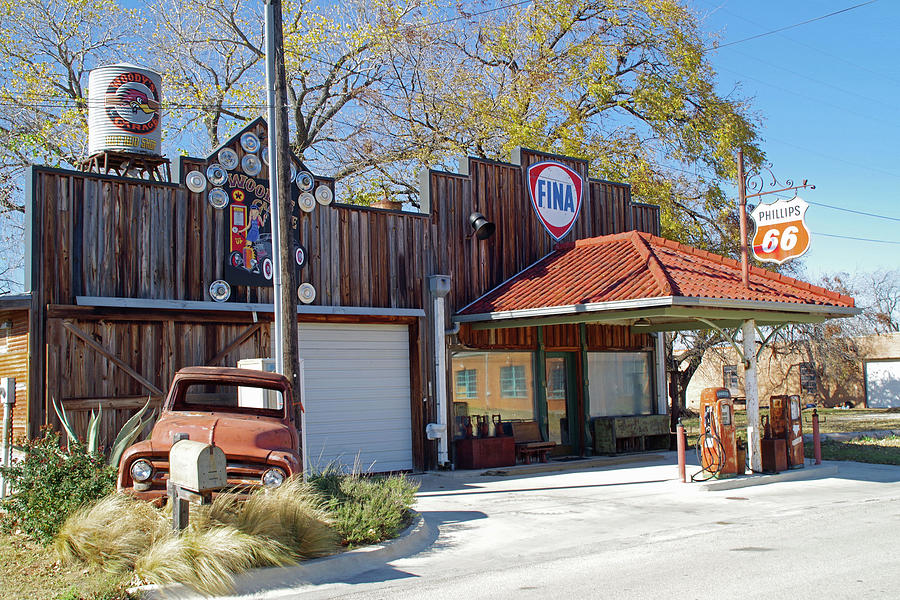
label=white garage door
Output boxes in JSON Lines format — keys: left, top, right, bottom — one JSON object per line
{"left": 299, "top": 323, "right": 412, "bottom": 473}
{"left": 866, "top": 360, "right": 900, "bottom": 409}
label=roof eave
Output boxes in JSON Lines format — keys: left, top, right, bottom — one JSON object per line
{"left": 453, "top": 295, "right": 860, "bottom": 330}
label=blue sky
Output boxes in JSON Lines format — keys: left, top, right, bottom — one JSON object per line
{"left": 690, "top": 0, "right": 899, "bottom": 279}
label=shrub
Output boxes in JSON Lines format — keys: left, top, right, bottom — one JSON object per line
{"left": 309, "top": 472, "right": 419, "bottom": 546}
{"left": 0, "top": 429, "right": 116, "bottom": 543}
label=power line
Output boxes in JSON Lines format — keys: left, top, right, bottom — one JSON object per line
{"left": 806, "top": 199, "right": 900, "bottom": 223}
{"left": 419, "top": 0, "right": 533, "bottom": 28}
{"left": 707, "top": 1, "right": 879, "bottom": 51}
{"left": 816, "top": 232, "right": 900, "bottom": 244}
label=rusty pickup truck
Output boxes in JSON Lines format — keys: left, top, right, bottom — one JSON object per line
{"left": 117, "top": 366, "right": 302, "bottom": 500}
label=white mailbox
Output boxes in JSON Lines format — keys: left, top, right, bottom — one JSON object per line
{"left": 169, "top": 440, "right": 226, "bottom": 493}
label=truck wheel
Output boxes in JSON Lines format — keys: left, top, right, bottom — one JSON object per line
{"left": 230, "top": 251, "right": 244, "bottom": 268}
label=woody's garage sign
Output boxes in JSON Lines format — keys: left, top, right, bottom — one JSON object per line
{"left": 527, "top": 161, "right": 583, "bottom": 241}
{"left": 750, "top": 196, "right": 811, "bottom": 264}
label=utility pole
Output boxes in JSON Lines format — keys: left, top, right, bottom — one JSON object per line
{"left": 735, "top": 149, "right": 814, "bottom": 473}
{"left": 264, "top": 0, "right": 300, "bottom": 399}
{"left": 737, "top": 148, "right": 750, "bottom": 289}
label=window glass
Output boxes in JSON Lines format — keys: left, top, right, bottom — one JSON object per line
{"left": 799, "top": 363, "right": 818, "bottom": 395}
{"left": 450, "top": 351, "right": 535, "bottom": 438}
{"left": 587, "top": 352, "right": 653, "bottom": 417}
{"left": 174, "top": 382, "right": 285, "bottom": 418}
{"left": 723, "top": 364, "right": 740, "bottom": 393}
{"left": 455, "top": 369, "right": 478, "bottom": 399}
{"left": 500, "top": 365, "right": 527, "bottom": 398}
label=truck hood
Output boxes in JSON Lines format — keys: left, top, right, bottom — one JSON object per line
{"left": 149, "top": 412, "right": 296, "bottom": 460}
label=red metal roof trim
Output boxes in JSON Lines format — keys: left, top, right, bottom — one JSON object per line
{"left": 458, "top": 231, "right": 854, "bottom": 316}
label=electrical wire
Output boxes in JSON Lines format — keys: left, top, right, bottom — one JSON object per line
{"left": 814, "top": 232, "right": 900, "bottom": 244}
{"left": 706, "top": 1, "right": 879, "bottom": 51}
{"left": 805, "top": 200, "right": 900, "bottom": 223}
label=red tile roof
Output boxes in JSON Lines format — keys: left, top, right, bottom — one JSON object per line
{"left": 458, "top": 231, "right": 855, "bottom": 316}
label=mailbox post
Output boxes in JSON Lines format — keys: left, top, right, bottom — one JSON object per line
{"left": 167, "top": 437, "right": 227, "bottom": 531}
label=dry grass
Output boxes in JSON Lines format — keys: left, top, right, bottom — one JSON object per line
{"left": 54, "top": 493, "right": 169, "bottom": 571}
{"left": 224, "top": 477, "right": 338, "bottom": 559}
{"left": 0, "top": 532, "right": 132, "bottom": 600}
{"left": 133, "top": 525, "right": 294, "bottom": 596}
{"left": 52, "top": 478, "right": 337, "bottom": 596}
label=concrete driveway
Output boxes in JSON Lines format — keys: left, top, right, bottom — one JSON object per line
{"left": 157, "top": 453, "right": 900, "bottom": 599}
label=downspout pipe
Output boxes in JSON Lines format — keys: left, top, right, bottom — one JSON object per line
{"left": 427, "top": 275, "right": 451, "bottom": 466}
{"left": 1, "top": 378, "right": 15, "bottom": 500}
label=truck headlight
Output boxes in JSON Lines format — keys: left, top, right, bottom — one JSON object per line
{"left": 261, "top": 468, "right": 285, "bottom": 488}
{"left": 130, "top": 459, "right": 154, "bottom": 483}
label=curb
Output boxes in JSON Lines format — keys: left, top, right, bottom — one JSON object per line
{"left": 431, "top": 453, "right": 668, "bottom": 479}
{"left": 133, "top": 512, "right": 431, "bottom": 599}
{"left": 694, "top": 463, "right": 840, "bottom": 492}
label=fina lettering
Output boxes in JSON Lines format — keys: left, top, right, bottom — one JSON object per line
{"left": 534, "top": 179, "right": 576, "bottom": 213}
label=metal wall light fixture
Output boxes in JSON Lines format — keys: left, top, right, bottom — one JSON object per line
{"left": 468, "top": 212, "right": 496, "bottom": 240}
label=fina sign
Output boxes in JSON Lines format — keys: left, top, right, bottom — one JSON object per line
{"left": 750, "top": 196, "right": 811, "bottom": 264}
{"left": 527, "top": 161, "right": 584, "bottom": 241}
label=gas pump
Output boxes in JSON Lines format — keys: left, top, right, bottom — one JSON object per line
{"left": 697, "top": 388, "right": 740, "bottom": 478}
{"left": 769, "top": 395, "right": 804, "bottom": 468}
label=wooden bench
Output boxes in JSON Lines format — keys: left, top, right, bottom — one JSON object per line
{"left": 591, "top": 415, "right": 670, "bottom": 455}
{"left": 511, "top": 421, "right": 557, "bottom": 464}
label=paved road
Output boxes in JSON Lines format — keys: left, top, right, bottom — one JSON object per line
{"left": 254, "top": 454, "right": 900, "bottom": 599}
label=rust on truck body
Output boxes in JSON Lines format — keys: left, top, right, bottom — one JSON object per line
{"left": 117, "top": 366, "right": 302, "bottom": 500}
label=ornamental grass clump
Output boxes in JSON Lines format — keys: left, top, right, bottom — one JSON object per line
{"left": 54, "top": 493, "right": 168, "bottom": 570}
{"left": 133, "top": 525, "right": 294, "bottom": 596}
{"left": 225, "top": 477, "right": 338, "bottom": 559}
{"left": 53, "top": 477, "right": 338, "bottom": 596}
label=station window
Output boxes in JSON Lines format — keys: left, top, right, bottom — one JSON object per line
{"left": 587, "top": 352, "right": 653, "bottom": 417}
{"left": 799, "top": 362, "right": 818, "bottom": 395}
{"left": 455, "top": 368, "right": 478, "bottom": 399}
{"left": 450, "top": 352, "right": 536, "bottom": 435}
{"left": 723, "top": 364, "right": 740, "bottom": 391}
{"left": 547, "top": 362, "right": 567, "bottom": 400}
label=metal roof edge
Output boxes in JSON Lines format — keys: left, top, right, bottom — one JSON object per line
{"left": 0, "top": 293, "right": 33, "bottom": 309}
{"left": 75, "top": 296, "right": 425, "bottom": 318}
{"left": 669, "top": 296, "right": 861, "bottom": 315}
{"left": 454, "top": 297, "right": 675, "bottom": 323}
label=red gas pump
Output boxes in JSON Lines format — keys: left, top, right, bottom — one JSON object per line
{"left": 769, "top": 395, "right": 804, "bottom": 468}
{"left": 697, "top": 388, "right": 741, "bottom": 478}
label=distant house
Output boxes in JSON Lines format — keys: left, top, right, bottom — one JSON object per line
{"left": 685, "top": 332, "right": 900, "bottom": 409}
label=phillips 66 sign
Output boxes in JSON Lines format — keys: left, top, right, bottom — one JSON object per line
{"left": 750, "top": 196, "right": 811, "bottom": 264}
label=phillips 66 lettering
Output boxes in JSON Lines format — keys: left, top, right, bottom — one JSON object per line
{"left": 750, "top": 196, "right": 811, "bottom": 264}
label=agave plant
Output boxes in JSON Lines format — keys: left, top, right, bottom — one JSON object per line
{"left": 52, "top": 396, "right": 156, "bottom": 466}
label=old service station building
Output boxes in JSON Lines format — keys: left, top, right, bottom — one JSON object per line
{"left": 0, "top": 112, "right": 857, "bottom": 472}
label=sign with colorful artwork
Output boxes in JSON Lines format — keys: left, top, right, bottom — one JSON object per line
{"left": 527, "top": 161, "right": 584, "bottom": 241}
{"left": 750, "top": 196, "right": 811, "bottom": 264}
{"left": 224, "top": 172, "right": 306, "bottom": 287}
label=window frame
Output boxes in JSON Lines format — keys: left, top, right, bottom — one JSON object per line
{"left": 500, "top": 365, "right": 528, "bottom": 399}
{"left": 454, "top": 368, "right": 478, "bottom": 399}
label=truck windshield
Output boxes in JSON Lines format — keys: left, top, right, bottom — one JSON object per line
{"left": 173, "top": 381, "right": 285, "bottom": 418}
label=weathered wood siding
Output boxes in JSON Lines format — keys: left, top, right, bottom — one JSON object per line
{"left": 431, "top": 149, "right": 660, "bottom": 316}
{"left": 32, "top": 167, "right": 429, "bottom": 310}
{"left": 0, "top": 309, "right": 29, "bottom": 441}
{"left": 457, "top": 324, "right": 653, "bottom": 352}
